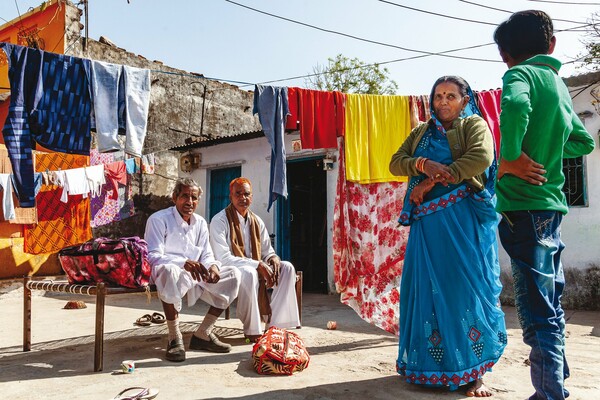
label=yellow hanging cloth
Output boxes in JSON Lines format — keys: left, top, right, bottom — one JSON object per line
{"left": 344, "top": 94, "right": 411, "bottom": 183}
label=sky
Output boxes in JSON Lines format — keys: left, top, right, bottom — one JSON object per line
{"left": 1, "top": 0, "right": 599, "bottom": 95}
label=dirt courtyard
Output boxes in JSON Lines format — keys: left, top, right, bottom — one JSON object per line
{"left": 0, "top": 280, "right": 598, "bottom": 400}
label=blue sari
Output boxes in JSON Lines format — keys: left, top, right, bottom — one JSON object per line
{"left": 396, "top": 90, "right": 506, "bottom": 390}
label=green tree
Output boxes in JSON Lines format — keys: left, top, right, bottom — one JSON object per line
{"left": 305, "top": 54, "right": 398, "bottom": 95}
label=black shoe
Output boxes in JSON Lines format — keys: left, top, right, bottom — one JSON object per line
{"left": 166, "top": 338, "right": 186, "bottom": 362}
{"left": 189, "top": 332, "right": 231, "bottom": 353}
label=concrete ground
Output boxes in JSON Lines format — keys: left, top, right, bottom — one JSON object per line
{"left": 0, "top": 280, "right": 599, "bottom": 400}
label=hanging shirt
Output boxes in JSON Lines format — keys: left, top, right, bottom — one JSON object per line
{"left": 61, "top": 168, "right": 90, "bottom": 203}
{"left": 85, "top": 164, "right": 106, "bottom": 197}
{"left": 253, "top": 85, "right": 288, "bottom": 212}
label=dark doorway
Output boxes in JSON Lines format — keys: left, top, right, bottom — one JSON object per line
{"left": 278, "top": 158, "right": 328, "bottom": 293}
{"left": 209, "top": 166, "right": 241, "bottom": 222}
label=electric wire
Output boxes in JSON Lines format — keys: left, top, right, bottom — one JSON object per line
{"left": 457, "top": 0, "right": 588, "bottom": 24}
{"left": 376, "top": 0, "right": 498, "bottom": 26}
{"left": 527, "top": 0, "right": 600, "bottom": 5}
{"left": 2, "top": 0, "right": 597, "bottom": 94}
{"left": 223, "top": 0, "right": 499, "bottom": 62}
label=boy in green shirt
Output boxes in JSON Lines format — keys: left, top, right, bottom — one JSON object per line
{"left": 494, "top": 10, "right": 595, "bottom": 400}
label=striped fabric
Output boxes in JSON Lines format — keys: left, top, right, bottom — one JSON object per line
{"left": 1, "top": 43, "right": 91, "bottom": 207}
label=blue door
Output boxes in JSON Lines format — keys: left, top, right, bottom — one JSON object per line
{"left": 209, "top": 166, "right": 241, "bottom": 222}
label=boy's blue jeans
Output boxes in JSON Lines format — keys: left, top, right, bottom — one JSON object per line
{"left": 498, "top": 210, "right": 570, "bottom": 400}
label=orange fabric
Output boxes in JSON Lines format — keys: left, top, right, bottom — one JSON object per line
{"left": 34, "top": 151, "right": 88, "bottom": 190}
{"left": 24, "top": 190, "right": 91, "bottom": 254}
{"left": 24, "top": 152, "right": 91, "bottom": 254}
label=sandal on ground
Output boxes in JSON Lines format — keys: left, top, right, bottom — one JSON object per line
{"left": 111, "top": 386, "right": 159, "bottom": 400}
{"left": 151, "top": 312, "right": 166, "bottom": 324}
{"left": 134, "top": 314, "right": 152, "bottom": 327}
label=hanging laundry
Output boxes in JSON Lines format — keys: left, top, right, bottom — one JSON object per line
{"left": 60, "top": 168, "right": 90, "bottom": 203}
{"left": 9, "top": 173, "right": 43, "bottom": 200}
{"left": 333, "top": 140, "right": 408, "bottom": 335}
{"left": 141, "top": 153, "right": 155, "bottom": 174}
{"left": 24, "top": 152, "right": 91, "bottom": 254}
{"left": 7, "top": 172, "right": 42, "bottom": 224}
{"left": 408, "top": 95, "right": 431, "bottom": 129}
{"left": 286, "top": 87, "right": 345, "bottom": 149}
{"left": 253, "top": 85, "right": 288, "bottom": 212}
{"left": 0, "top": 147, "right": 12, "bottom": 173}
{"left": 90, "top": 149, "right": 127, "bottom": 228}
{"left": 286, "top": 87, "right": 299, "bottom": 131}
{"left": 105, "top": 160, "right": 127, "bottom": 200}
{"left": 89, "top": 60, "right": 151, "bottom": 157}
{"left": 0, "top": 43, "right": 92, "bottom": 207}
{"left": 24, "top": 190, "right": 91, "bottom": 254}
{"left": 0, "top": 174, "right": 16, "bottom": 220}
{"left": 476, "top": 89, "right": 502, "bottom": 157}
{"left": 344, "top": 94, "right": 411, "bottom": 184}
{"left": 125, "top": 157, "right": 140, "bottom": 174}
{"left": 84, "top": 164, "right": 106, "bottom": 197}
{"left": 9, "top": 207, "right": 38, "bottom": 224}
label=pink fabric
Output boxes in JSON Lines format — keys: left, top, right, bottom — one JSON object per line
{"left": 105, "top": 161, "right": 127, "bottom": 200}
{"left": 89, "top": 151, "right": 133, "bottom": 228}
{"left": 476, "top": 89, "right": 502, "bottom": 157}
{"left": 333, "top": 140, "right": 409, "bottom": 335}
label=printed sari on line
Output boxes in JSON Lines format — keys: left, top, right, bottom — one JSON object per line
{"left": 333, "top": 139, "right": 409, "bottom": 335}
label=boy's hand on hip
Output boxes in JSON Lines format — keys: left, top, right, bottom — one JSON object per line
{"left": 498, "top": 152, "right": 547, "bottom": 185}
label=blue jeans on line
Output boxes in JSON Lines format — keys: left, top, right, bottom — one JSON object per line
{"left": 498, "top": 210, "right": 570, "bottom": 400}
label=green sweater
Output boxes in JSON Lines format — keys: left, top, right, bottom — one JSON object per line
{"left": 389, "top": 115, "right": 494, "bottom": 191}
{"left": 496, "top": 55, "right": 595, "bottom": 214}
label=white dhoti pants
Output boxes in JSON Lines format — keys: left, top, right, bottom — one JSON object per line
{"left": 151, "top": 264, "right": 240, "bottom": 312}
{"left": 236, "top": 261, "right": 301, "bottom": 335}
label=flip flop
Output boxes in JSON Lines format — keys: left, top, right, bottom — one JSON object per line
{"left": 111, "top": 387, "right": 159, "bottom": 400}
{"left": 151, "top": 312, "right": 166, "bottom": 324}
{"left": 134, "top": 314, "right": 152, "bottom": 327}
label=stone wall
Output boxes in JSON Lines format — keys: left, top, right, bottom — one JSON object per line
{"left": 59, "top": 1, "right": 261, "bottom": 238}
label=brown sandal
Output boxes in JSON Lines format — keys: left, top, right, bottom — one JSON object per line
{"left": 134, "top": 314, "right": 152, "bottom": 327}
{"left": 151, "top": 312, "right": 166, "bottom": 324}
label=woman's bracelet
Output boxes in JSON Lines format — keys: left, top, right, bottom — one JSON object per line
{"left": 415, "top": 157, "right": 428, "bottom": 173}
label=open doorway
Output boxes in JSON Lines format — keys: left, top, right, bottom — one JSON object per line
{"left": 277, "top": 158, "right": 328, "bottom": 293}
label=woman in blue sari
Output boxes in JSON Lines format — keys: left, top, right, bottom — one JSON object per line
{"left": 389, "top": 76, "right": 506, "bottom": 397}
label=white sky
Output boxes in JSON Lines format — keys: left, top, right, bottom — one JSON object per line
{"left": 1, "top": 0, "right": 599, "bottom": 94}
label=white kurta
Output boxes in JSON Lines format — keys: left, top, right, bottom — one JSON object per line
{"left": 145, "top": 206, "right": 240, "bottom": 312}
{"left": 210, "top": 208, "right": 300, "bottom": 335}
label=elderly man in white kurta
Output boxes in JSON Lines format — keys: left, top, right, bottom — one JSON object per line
{"left": 209, "top": 177, "right": 300, "bottom": 342}
{"left": 145, "top": 178, "right": 240, "bottom": 362}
